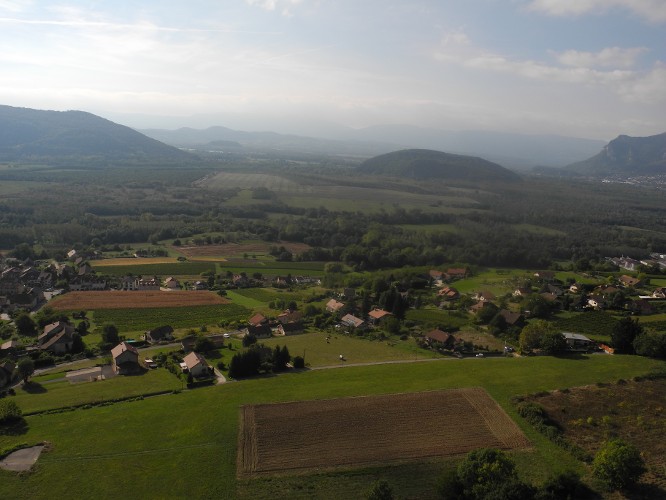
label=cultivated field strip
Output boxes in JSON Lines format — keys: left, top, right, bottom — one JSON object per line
{"left": 237, "top": 388, "right": 530, "bottom": 476}
{"left": 49, "top": 290, "right": 228, "bottom": 310}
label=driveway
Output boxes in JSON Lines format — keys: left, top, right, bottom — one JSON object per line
{"left": 0, "top": 445, "right": 45, "bottom": 472}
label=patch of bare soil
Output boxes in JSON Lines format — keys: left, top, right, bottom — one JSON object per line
{"left": 238, "top": 388, "right": 530, "bottom": 477}
{"left": 524, "top": 377, "right": 666, "bottom": 491}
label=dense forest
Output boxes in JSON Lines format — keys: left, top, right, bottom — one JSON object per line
{"left": 1, "top": 159, "right": 665, "bottom": 270}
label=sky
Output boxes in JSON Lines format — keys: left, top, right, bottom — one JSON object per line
{"left": 0, "top": 0, "right": 664, "bottom": 140}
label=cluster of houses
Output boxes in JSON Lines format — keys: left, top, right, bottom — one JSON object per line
{"left": 607, "top": 253, "right": 666, "bottom": 271}
{"left": 0, "top": 261, "right": 54, "bottom": 314}
{"left": 244, "top": 308, "right": 306, "bottom": 339}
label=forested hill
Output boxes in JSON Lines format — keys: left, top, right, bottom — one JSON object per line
{"left": 566, "top": 132, "right": 666, "bottom": 176}
{"left": 358, "top": 149, "right": 520, "bottom": 182}
{"left": 0, "top": 105, "right": 194, "bottom": 162}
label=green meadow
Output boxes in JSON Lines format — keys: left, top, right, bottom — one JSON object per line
{"left": 1, "top": 355, "right": 664, "bottom": 499}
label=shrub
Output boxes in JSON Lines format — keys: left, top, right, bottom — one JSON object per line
{"left": 0, "top": 399, "right": 22, "bottom": 424}
{"left": 592, "top": 439, "right": 646, "bottom": 491}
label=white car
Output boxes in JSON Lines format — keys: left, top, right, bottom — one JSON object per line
{"left": 475, "top": 353, "right": 484, "bottom": 358}
{"left": 223, "top": 333, "right": 230, "bottom": 338}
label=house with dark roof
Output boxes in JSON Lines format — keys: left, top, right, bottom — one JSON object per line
{"left": 277, "top": 310, "right": 302, "bottom": 324}
{"left": 111, "top": 342, "right": 141, "bottom": 374}
{"left": 424, "top": 329, "right": 456, "bottom": 349}
{"left": 277, "top": 321, "right": 305, "bottom": 336}
{"left": 498, "top": 309, "right": 525, "bottom": 327}
{"left": 39, "top": 321, "right": 75, "bottom": 354}
{"left": 144, "top": 325, "right": 174, "bottom": 344}
{"left": 245, "top": 324, "right": 272, "bottom": 339}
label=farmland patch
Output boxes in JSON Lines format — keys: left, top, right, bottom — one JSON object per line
{"left": 176, "top": 241, "right": 311, "bottom": 259}
{"left": 49, "top": 291, "right": 228, "bottom": 310}
{"left": 238, "top": 388, "right": 530, "bottom": 476}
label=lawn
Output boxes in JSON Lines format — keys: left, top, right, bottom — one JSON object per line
{"left": 261, "top": 331, "right": 439, "bottom": 367}
{"left": 406, "top": 307, "right": 471, "bottom": 329}
{"left": 1, "top": 356, "right": 664, "bottom": 499}
{"left": 453, "top": 269, "right": 531, "bottom": 295}
{"left": 11, "top": 368, "right": 182, "bottom": 414}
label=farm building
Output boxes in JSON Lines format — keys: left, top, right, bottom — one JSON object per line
{"left": 111, "top": 342, "right": 141, "bottom": 374}
{"left": 183, "top": 351, "right": 210, "bottom": 378}
{"left": 563, "top": 333, "right": 593, "bottom": 351}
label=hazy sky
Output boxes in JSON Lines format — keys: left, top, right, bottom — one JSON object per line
{"left": 1, "top": 0, "right": 664, "bottom": 139}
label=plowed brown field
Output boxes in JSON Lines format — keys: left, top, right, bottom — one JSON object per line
{"left": 238, "top": 388, "right": 530, "bottom": 476}
{"left": 49, "top": 291, "right": 229, "bottom": 310}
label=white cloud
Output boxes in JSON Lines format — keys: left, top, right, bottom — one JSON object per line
{"left": 0, "top": 0, "right": 31, "bottom": 13}
{"left": 527, "top": 0, "right": 666, "bottom": 23}
{"left": 245, "top": 0, "right": 305, "bottom": 16}
{"left": 618, "top": 62, "right": 666, "bottom": 102}
{"left": 554, "top": 47, "right": 647, "bottom": 69}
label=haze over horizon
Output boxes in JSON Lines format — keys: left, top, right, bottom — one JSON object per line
{"left": 1, "top": 0, "right": 664, "bottom": 141}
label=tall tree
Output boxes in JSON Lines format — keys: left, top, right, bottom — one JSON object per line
{"left": 611, "top": 317, "right": 643, "bottom": 354}
{"left": 16, "top": 357, "right": 35, "bottom": 384}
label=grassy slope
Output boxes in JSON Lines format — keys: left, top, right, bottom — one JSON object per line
{"left": 1, "top": 356, "right": 664, "bottom": 499}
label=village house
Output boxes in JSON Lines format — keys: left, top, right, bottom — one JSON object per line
{"left": 533, "top": 271, "right": 555, "bottom": 281}
{"left": 619, "top": 275, "right": 643, "bottom": 288}
{"left": 277, "top": 321, "right": 305, "bottom": 336}
{"left": 340, "top": 313, "right": 366, "bottom": 330}
{"left": 367, "top": 308, "right": 392, "bottom": 326}
{"left": 111, "top": 342, "right": 141, "bottom": 375}
{"left": 445, "top": 268, "right": 468, "bottom": 281}
{"left": 438, "top": 286, "right": 459, "bottom": 300}
{"left": 587, "top": 295, "right": 606, "bottom": 310}
{"left": 652, "top": 287, "right": 666, "bottom": 299}
{"left": 429, "top": 270, "right": 444, "bottom": 286}
{"left": 277, "top": 309, "right": 303, "bottom": 324}
{"left": 424, "top": 329, "right": 456, "bottom": 349}
{"left": 39, "top": 321, "right": 75, "bottom": 354}
{"left": 245, "top": 324, "right": 272, "bottom": 339}
{"left": 183, "top": 351, "right": 210, "bottom": 378}
{"left": 498, "top": 309, "right": 525, "bottom": 328}
{"left": 248, "top": 313, "right": 268, "bottom": 327}
{"left": 326, "top": 298, "right": 345, "bottom": 314}
{"left": 181, "top": 333, "right": 226, "bottom": 352}
{"left": 0, "top": 339, "right": 19, "bottom": 357}
{"left": 512, "top": 287, "right": 532, "bottom": 298}
{"left": 163, "top": 277, "right": 180, "bottom": 290}
{"left": 144, "top": 325, "right": 174, "bottom": 344}
{"left": 474, "top": 290, "right": 496, "bottom": 302}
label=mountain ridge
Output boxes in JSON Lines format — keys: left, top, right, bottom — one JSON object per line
{"left": 358, "top": 148, "right": 520, "bottom": 182}
{"left": 565, "top": 132, "right": 666, "bottom": 176}
{"left": 0, "top": 105, "right": 194, "bottom": 162}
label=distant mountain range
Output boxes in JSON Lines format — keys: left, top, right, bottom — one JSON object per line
{"left": 565, "top": 132, "right": 666, "bottom": 176}
{"left": 0, "top": 105, "right": 193, "bottom": 162}
{"left": 140, "top": 124, "right": 606, "bottom": 169}
{"left": 358, "top": 149, "right": 520, "bottom": 182}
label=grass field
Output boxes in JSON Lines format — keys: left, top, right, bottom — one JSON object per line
{"left": 216, "top": 260, "right": 326, "bottom": 277}
{"left": 92, "top": 303, "right": 251, "bottom": 332}
{"left": 406, "top": 307, "right": 471, "bottom": 329}
{"left": 0, "top": 356, "right": 664, "bottom": 498}
{"left": 453, "top": 269, "right": 531, "bottom": 295}
{"left": 553, "top": 310, "right": 619, "bottom": 339}
{"left": 262, "top": 332, "right": 438, "bottom": 367}
{"left": 91, "top": 257, "right": 180, "bottom": 266}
